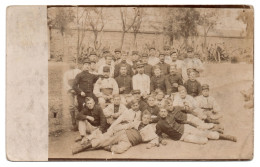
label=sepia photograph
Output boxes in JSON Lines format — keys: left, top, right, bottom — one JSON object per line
{"left": 46, "top": 5, "right": 254, "bottom": 160}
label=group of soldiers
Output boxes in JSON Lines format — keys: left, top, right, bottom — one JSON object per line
{"left": 63, "top": 46, "right": 237, "bottom": 155}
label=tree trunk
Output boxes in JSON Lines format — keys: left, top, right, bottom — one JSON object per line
{"left": 94, "top": 31, "right": 98, "bottom": 50}
{"left": 76, "top": 7, "right": 79, "bottom": 65}
{"left": 120, "top": 31, "right": 125, "bottom": 50}
{"left": 133, "top": 33, "right": 137, "bottom": 49}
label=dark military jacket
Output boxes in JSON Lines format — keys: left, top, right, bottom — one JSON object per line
{"left": 73, "top": 70, "right": 99, "bottom": 95}
{"left": 115, "top": 75, "right": 132, "bottom": 94}
{"left": 184, "top": 79, "right": 202, "bottom": 97}
{"left": 150, "top": 75, "right": 167, "bottom": 93}
{"left": 155, "top": 62, "right": 170, "bottom": 75}
{"left": 165, "top": 73, "right": 183, "bottom": 95}
{"left": 114, "top": 62, "right": 133, "bottom": 78}
{"left": 76, "top": 104, "right": 108, "bottom": 133}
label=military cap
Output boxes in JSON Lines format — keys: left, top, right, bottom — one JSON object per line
{"left": 114, "top": 48, "right": 121, "bottom": 53}
{"left": 159, "top": 51, "right": 166, "bottom": 56}
{"left": 103, "top": 66, "right": 110, "bottom": 72}
{"left": 132, "top": 50, "right": 139, "bottom": 55}
{"left": 131, "top": 89, "right": 141, "bottom": 95}
{"left": 163, "top": 45, "right": 170, "bottom": 50}
{"left": 136, "top": 62, "right": 144, "bottom": 68}
{"left": 187, "top": 47, "right": 194, "bottom": 52}
{"left": 149, "top": 46, "right": 156, "bottom": 50}
{"left": 103, "top": 47, "right": 110, "bottom": 54}
{"left": 170, "top": 49, "right": 177, "bottom": 55}
{"left": 142, "top": 53, "right": 148, "bottom": 57}
{"left": 83, "top": 58, "right": 91, "bottom": 64}
{"left": 89, "top": 51, "right": 97, "bottom": 56}
{"left": 105, "top": 53, "right": 113, "bottom": 58}
{"left": 202, "top": 84, "right": 209, "bottom": 90}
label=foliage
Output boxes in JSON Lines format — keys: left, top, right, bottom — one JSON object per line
{"left": 236, "top": 9, "right": 254, "bottom": 38}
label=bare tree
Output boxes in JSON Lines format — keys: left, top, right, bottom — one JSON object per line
{"left": 131, "top": 8, "right": 144, "bottom": 48}
{"left": 119, "top": 7, "right": 141, "bottom": 49}
{"left": 85, "top": 7, "right": 105, "bottom": 51}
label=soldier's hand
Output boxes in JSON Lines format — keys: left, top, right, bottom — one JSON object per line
{"left": 161, "top": 139, "right": 167, "bottom": 146}
{"left": 119, "top": 87, "right": 125, "bottom": 92}
{"left": 173, "top": 83, "right": 178, "bottom": 87}
{"left": 86, "top": 116, "right": 95, "bottom": 122}
{"left": 81, "top": 92, "right": 86, "bottom": 96}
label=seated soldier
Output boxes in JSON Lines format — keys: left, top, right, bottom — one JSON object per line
{"left": 150, "top": 65, "right": 167, "bottom": 94}
{"left": 196, "top": 84, "right": 222, "bottom": 121}
{"left": 156, "top": 108, "right": 237, "bottom": 145}
{"left": 154, "top": 51, "right": 170, "bottom": 76}
{"left": 143, "top": 96, "right": 160, "bottom": 123}
{"left": 93, "top": 66, "right": 119, "bottom": 109}
{"left": 173, "top": 86, "right": 206, "bottom": 120}
{"left": 155, "top": 90, "right": 166, "bottom": 109}
{"left": 75, "top": 97, "right": 108, "bottom": 142}
{"left": 184, "top": 70, "right": 202, "bottom": 97}
{"left": 164, "top": 98, "right": 223, "bottom": 132}
{"left": 141, "top": 53, "right": 153, "bottom": 77}
{"left": 103, "top": 94, "right": 128, "bottom": 126}
{"left": 131, "top": 89, "right": 148, "bottom": 112}
{"left": 165, "top": 64, "right": 183, "bottom": 96}
{"left": 72, "top": 110, "right": 160, "bottom": 154}
{"left": 108, "top": 99, "right": 142, "bottom": 132}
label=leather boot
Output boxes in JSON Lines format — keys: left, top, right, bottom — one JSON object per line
{"left": 72, "top": 141, "right": 92, "bottom": 155}
{"left": 219, "top": 134, "right": 237, "bottom": 142}
{"left": 205, "top": 117, "right": 220, "bottom": 124}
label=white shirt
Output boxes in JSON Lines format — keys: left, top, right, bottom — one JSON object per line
{"left": 63, "top": 68, "right": 81, "bottom": 91}
{"left": 148, "top": 56, "right": 160, "bottom": 66}
{"left": 195, "top": 95, "right": 220, "bottom": 113}
{"left": 93, "top": 78, "right": 119, "bottom": 98}
{"left": 173, "top": 93, "right": 198, "bottom": 110}
{"left": 132, "top": 73, "right": 150, "bottom": 95}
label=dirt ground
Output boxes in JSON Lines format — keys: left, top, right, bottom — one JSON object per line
{"left": 48, "top": 63, "right": 253, "bottom": 160}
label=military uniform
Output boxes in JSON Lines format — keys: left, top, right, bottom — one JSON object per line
{"left": 142, "top": 53, "right": 153, "bottom": 77}
{"left": 150, "top": 75, "right": 167, "bottom": 94}
{"left": 184, "top": 79, "right": 202, "bottom": 97}
{"left": 93, "top": 67, "right": 119, "bottom": 108}
{"left": 132, "top": 63, "right": 150, "bottom": 96}
{"left": 115, "top": 74, "right": 132, "bottom": 94}
{"left": 165, "top": 73, "right": 183, "bottom": 95}
{"left": 195, "top": 84, "right": 222, "bottom": 120}
{"left": 114, "top": 61, "right": 133, "bottom": 78}
{"left": 73, "top": 59, "right": 99, "bottom": 112}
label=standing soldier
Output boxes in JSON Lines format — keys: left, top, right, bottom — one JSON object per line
{"left": 63, "top": 57, "right": 82, "bottom": 131}
{"left": 94, "top": 66, "right": 119, "bottom": 109}
{"left": 73, "top": 58, "right": 99, "bottom": 112}
{"left": 164, "top": 45, "right": 172, "bottom": 64}
{"left": 98, "top": 53, "right": 115, "bottom": 78}
{"left": 132, "top": 62, "right": 150, "bottom": 98}
{"left": 114, "top": 52, "right": 133, "bottom": 78}
{"left": 183, "top": 47, "right": 204, "bottom": 80}
{"left": 141, "top": 53, "right": 153, "bottom": 77}
{"left": 114, "top": 48, "right": 122, "bottom": 65}
{"left": 130, "top": 50, "right": 140, "bottom": 75}
{"left": 170, "top": 49, "right": 184, "bottom": 76}
{"left": 148, "top": 46, "right": 159, "bottom": 66}
{"left": 154, "top": 51, "right": 170, "bottom": 76}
